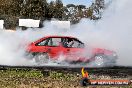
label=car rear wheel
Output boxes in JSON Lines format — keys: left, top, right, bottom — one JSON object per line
{"left": 33, "top": 53, "right": 49, "bottom": 65}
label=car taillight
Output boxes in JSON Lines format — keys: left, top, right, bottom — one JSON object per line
{"left": 26, "top": 43, "right": 34, "bottom": 52}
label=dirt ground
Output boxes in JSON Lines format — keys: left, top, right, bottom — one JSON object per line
{"left": 0, "top": 66, "right": 132, "bottom": 88}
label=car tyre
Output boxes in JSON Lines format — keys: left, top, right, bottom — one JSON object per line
{"left": 94, "top": 54, "right": 106, "bottom": 67}
{"left": 34, "top": 53, "right": 49, "bottom": 65}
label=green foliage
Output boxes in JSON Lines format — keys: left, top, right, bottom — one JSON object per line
{"left": 0, "top": 68, "right": 76, "bottom": 80}
{"left": 62, "top": 0, "right": 105, "bottom": 24}
{"left": 90, "top": 0, "right": 105, "bottom": 19}
{"left": 49, "top": 71, "right": 75, "bottom": 80}
{"left": 0, "top": 0, "right": 22, "bottom": 29}
{"left": 20, "top": 0, "right": 47, "bottom": 19}
{"left": 46, "top": 0, "right": 63, "bottom": 20}
{"left": 0, "top": 68, "right": 43, "bottom": 78}
{"left": 0, "top": 0, "right": 105, "bottom": 29}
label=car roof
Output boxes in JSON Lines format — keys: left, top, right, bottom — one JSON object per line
{"left": 33, "top": 35, "right": 78, "bottom": 44}
{"left": 45, "top": 35, "right": 76, "bottom": 39}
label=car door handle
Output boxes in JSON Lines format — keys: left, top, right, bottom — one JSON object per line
{"left": 67, "top": 49, "right": 70, "bottom": 51}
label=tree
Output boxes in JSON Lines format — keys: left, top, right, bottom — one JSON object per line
{"left": 63, "top": 4, "right": 87, "bottom": 24}
{"left": 0, "top": 0, "right": 106, "bottom": 29}
{"left": 76, "top": 5, "right": 86, "bottom": 18}
{"left": 46, "top": 1, "right": 55, "bottom": 20}
{"left": 63, "top": 4, "right": 77, "bottom": 22}
{"left": 0, "top": 0, "right": 23, "bottom": 29}
{"left": 46, "top": 0, "right": 64, "bottom": 20}
{"left": 53, "top": 0, "right": 64, "bottom": 20}
{"left": 89, "top": 0, "right": 105, "bottom": 20}
{"left": 20, "top": 0, "right": 48, "bottom": 20}
{"left": 83, "top": 7, "right": 93, "bottom": 19}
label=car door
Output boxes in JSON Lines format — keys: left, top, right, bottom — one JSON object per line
{"left": 45, "top": 37, "right": 64, "bottom": 59}
{"left": 62, "top": 37, "right": 85, "bottom": 61}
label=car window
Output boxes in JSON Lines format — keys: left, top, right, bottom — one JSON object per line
{"left": 72, "top": 40, "right": 79, "bottom": 47}
{"left": 37, "top": 39, "right": 48, "bottom": 46}
{"left": 47, "top": 38, "right": 62, "bottom": 47}
{"left": 63, "top": 38, "right": 84, "bottom": 48}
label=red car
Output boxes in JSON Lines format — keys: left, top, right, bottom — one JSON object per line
{"left": 26, "top": 35, "right": 117, "bottom": 66}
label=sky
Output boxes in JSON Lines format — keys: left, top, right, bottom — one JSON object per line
{"left": 48, "top": 0, "right": 93, "bottom": 6}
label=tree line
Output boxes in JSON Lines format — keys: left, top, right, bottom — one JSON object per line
{"left": 0, "top": 0, "right": 105, "bottom": 29}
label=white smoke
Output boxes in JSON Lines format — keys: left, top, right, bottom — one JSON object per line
{"left": 0, "top": 0, "right": 132, "bottom": 66}
{"left": 97, "top": 0, "right": 132, "bottom": 66}
{"left": 67, "top": 0, "right": 132, "bottom": 66}
{"left": 0, "top": 30, "right": 34, "bottom": 65}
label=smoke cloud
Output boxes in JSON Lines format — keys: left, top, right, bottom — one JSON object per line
{"left": 68, "top": 0, "right": 132, "bottom": 66}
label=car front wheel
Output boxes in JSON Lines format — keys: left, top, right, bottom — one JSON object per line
{"left": 94, "top": 55, "right": 106, "bottom": 66}
{"left": 92, "top": 54, "right": 116, "bottom": 67}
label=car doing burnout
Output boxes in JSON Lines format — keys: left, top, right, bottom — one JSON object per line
{"left": 26, "top": 35, "right": 117, "bottom": 66}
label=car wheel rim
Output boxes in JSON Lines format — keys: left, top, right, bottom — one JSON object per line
{"left": 95, "top": 56, "right": 104, "bottom": 66}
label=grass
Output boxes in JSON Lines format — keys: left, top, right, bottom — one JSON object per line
{"left": 0, "top": 68, "right": 132, "bottom": 88}
{"left": 0, "top": 68, "right": 79, "bottom": 88}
